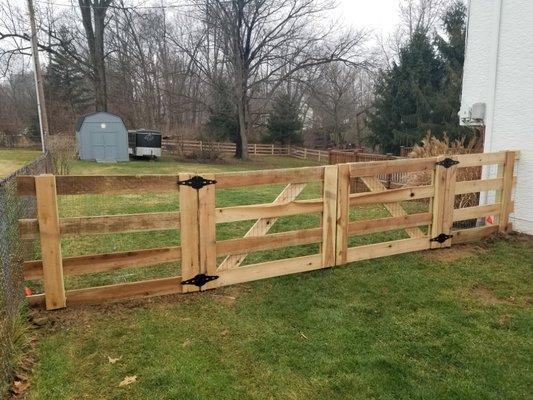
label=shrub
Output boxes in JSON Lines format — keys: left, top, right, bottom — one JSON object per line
{"left": 183, "top": 142, "right": 223, "bottom": 162}
{"left": 406, "top": 133, "right": 480, "bottom": 208}
{"left": 47, "top": 134, "right": 77, "bottom": 175}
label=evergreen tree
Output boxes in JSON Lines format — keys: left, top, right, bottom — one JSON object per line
{"left": 368, "top": 30, "right": 444, "bottom": 153}
{"left": 46, "top": 27, "right": 92, "bottom": 114}
{"left": 265, "top": 93, "right": 303, "bottom": 145}
{"left": 205, "top": 81, "right": 240, "bottom": 145}
{"left": 368, "top": 3, "right": 471, "bottom": 154}
{"left": 434, "top": 1, "right": 472, "bottom": 140}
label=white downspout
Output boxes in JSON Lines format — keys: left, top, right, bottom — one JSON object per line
{"left": 481, "top": 0, "right": 504, "bottom": 208}
{"left": 484, "top": 0, "right": 503, "bottom": 154}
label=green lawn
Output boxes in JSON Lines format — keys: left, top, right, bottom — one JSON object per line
{"left": 24, "top": 156, "right": 532, "bottom": 399}
{"left": 0, "top": 148, "right": 42, "bottom": 178}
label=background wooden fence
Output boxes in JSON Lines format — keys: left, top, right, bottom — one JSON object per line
{"left": 162, "top": 139, "right": 330, "bottom": 161}
{"left": 17, "top": 151, "right": 518, "bottom": 309}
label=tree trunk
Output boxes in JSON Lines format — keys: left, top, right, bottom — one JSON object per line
{"left": 236, "top": 97, "right": 249, "bottom": 159}
{"left": 93, "top": 8, "right": 107, "bottom": 111}
{"left": 79, "top": 0, "right": 108, "bottom": 112}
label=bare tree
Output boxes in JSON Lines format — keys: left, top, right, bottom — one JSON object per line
{"left": 187, "top": 0, "right": 367, "bottom": 159}
{"left": 78, "top": 0, "right": 113, "bottom": 111}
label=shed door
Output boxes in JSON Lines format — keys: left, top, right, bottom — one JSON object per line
{"left": 91, "top": 131, "right": 118, "bottom": 161}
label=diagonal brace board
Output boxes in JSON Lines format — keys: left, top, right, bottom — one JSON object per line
{"left": 360, "top": 176, "right": 425, "bottom": 238}
{"left": 218, "top": 183, "right": 307, "bottom": 270}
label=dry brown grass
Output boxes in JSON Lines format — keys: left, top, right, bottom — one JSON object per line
{"left": 406, "top": 134, "right": 480, "bottom": 208}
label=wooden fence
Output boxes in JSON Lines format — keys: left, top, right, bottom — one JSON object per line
{"left": 329, "top": 150, "right": 405, "bottom": 189}
{"left": 162, "top": 139, "right": 329, "bottom": 161}
{"left": 17, "top": 151, "right": 518, "bottom": 309}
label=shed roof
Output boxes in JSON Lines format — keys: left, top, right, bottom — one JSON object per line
{"left": 75, "top": 111, "right": 126, "bottom": 132}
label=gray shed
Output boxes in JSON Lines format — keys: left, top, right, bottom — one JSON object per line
{"left": 75, "top": 112, "right": 129, "bottom": 162}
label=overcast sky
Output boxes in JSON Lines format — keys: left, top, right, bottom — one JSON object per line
{"left": 17, "top": 0, "right": 402, "bottom": 38}
{"left": 334, "top": 0, "right": 400, "bottom": 37}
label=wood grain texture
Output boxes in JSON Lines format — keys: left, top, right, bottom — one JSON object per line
{"left": 217, "top": 254, "right": 323, "bottom": 287}
{"left": 215, "top": 197, "right": 321, "bottom": 224}
{"left": 346, "top": 237, "right": 430, "bottom": 263}
{"left": 19, "top": 211, "right": 181, "bottom": 239}
{"left": 430, "top": 157, "right": 447, "bottom": 249}
{"left": 198, "top": 174, "right": 217, "bottom": 289}
{"left": 214, "top": 166, "right": 324, "bottom": 188}
{"left": 349, "top": 185, "right": 434, "bottom": 206}
{"left": 348, "top": 213, "right": 432, "bottom": 236}
{"left": 455, "top": 152, "right": 506, "bottom": 167}
{"left": 335, "top": 164, "right": 350, "bottom": 265}
{"left": 440, "top": 156, "right": 458, "bottom": 248}
{"left": 451, "top": 225, "right": 499, "bottom": 244}
{"left": 498, "top": 151, "right": 516, "bottom": 233}
{"left": 35, "top": 175, "right": 66, "bottom": 310}
{"left": 19, "top": 175, "right": 179, "bottom": 195}
{"left": 27, "top": 276, "right": 183, "bottom": 307}
{"left": 453, "top": 203, "right": 505, "bottom": 222}
{"left": 178, "top": 173, "right": 200, "bottom": 293}
{"left": 349, "top": 157, "right": 437, "bottom": 177}
{"left": 24, "top": 246, "right": 182, "bottom": 280}
{"left": 321, "top": 165, "right": 338, "bottom": 267}
{"left": 216, "top": 228, "right": 322, "bottom": 256}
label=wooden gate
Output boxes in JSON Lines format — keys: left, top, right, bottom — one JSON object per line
{"left": 17, "top": 151, "right": 518, "bottom": 309}
{"left": 177, "top": 166, "right": 338, "bottom": 293}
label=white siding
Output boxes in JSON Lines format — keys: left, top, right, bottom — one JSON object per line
{"left": 461, "top": 0, "right": 533, "bottom": 234}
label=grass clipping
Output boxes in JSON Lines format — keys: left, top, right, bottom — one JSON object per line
{"left": 406, "top": 134, "right": 480, "bottom": 208}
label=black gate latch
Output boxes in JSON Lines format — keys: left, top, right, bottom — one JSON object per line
{"left": 177, "top": 175, "right": 217, "bottom": 190}
{"left": 430, "top": 233, "right": 453, "bottom": 243}
{"left": 181, "top": 273, "right": 219, "bottom": 289}
{"left": 436, "top": 158, "right": 459, "bottom": 168}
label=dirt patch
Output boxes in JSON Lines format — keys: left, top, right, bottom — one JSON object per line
{"left": 424, "top": 243, "right": 488, "bottom": 263}
{"left": 470, "top": 284, "right": 507, "bottom": 306}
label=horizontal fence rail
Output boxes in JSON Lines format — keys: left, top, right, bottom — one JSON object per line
{"left": 18, "top": 151, "right": 519, "bottom": 309}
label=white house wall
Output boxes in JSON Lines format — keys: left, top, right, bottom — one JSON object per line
{"left": 461, "top": 0, "right": 533, "bottom": 234}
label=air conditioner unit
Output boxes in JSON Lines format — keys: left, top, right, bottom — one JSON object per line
{"left": 459, "top": 102, "right": 486, "bottom": 126}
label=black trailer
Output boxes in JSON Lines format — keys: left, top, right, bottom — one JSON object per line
{"left": 128, "top": 129, "right": 162, "bottom": 158}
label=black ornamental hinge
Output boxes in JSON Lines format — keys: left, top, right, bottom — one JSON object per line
{"left": 436, "top": 158, "right": 459, "bottom": 168}
{"left": 181, "top": 273, "right": 219, "bottom": 289}
{"left": 177, "top": 175, "right": 217, "bottom": 190}
{"left": 430, "top": 233, "right": 453, "bottom": 243}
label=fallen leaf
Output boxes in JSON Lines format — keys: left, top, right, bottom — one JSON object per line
{"left": 182, "top": 339, "right": 192, "bottom": 348}
{"left": 220, "top": 329, "right": 229, "bottom": 337}
{"left": 108, "top": 356, "right": 122, "bottom": 364}
{"left": 119, "top": 375, "right": 137, "bottom": 387}
{"left": 11, "top": 380, "right": 30, "bottom": 395}
{"left": 299, "top": 332, "right": 308, "bottom": 340}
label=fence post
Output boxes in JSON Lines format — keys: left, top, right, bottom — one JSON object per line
{"left": 197, "top": 173, "right": 218, "bottom": 288}
{"left": 304, "top": 148, "right": 307, "bottom": 159}
{"left": 322, "top": 165, "right": 338, "bottom": 267}
{"left": 430, "top": 156, "right": 457, "bottom": 249}
{"left": 386, "top": 153, "right": 393, "bottom": 188}
{"left": 179, "top": 173, "right": 201, "bottom": 293}
{"left": 335, "top": 164, "right": 350, "bottom": 265}
{"left": 271, "top": 144, "right": 274, "bottom": 155}
{"left": 254, "top": 143, "right": 257, "bottom": 155}
{"left": 498, "top": 151, "right": 516, "bottom": 233}
{"left": 35, "top": 175, "right": 66, "bottom": 310}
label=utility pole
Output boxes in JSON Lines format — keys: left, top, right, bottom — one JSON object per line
{"left": 27, "top": 0, "right": 49, "bottom": 153}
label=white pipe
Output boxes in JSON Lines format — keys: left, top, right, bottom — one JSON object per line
{"left": 485, "top": 0, "right": 503, "bottom": 154}
{"left": 480, "top": 0, "right": 503, "bottom": 208}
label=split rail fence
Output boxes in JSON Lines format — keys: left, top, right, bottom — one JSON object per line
{"left": 17, "top": 151, "right": 518, "bottom": 310}
{"left": 162, "top": 139, "right": 329, "bottom": 161}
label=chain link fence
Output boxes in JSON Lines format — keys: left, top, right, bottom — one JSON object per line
{"left": 0, "top": 152, "right": 51, "bottom": 392}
